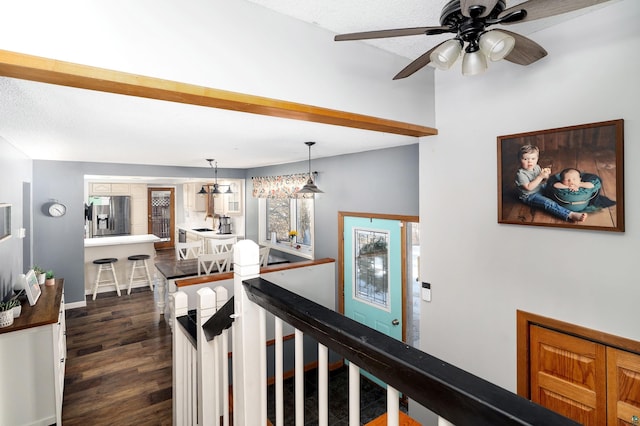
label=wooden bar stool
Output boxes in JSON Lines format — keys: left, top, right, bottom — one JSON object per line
{"left": 92, "top": 257, "right": 120, "bottom": 300}
{"left": 127, "top": 254, "right": 154, "bottom": 295}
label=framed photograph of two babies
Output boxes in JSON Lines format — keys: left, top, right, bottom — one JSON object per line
{"left": 497, "top": 119, "right": 624, "bottom": 232}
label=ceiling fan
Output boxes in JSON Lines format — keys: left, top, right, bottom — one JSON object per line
{"left": 334, "top": 0, "right": 613, "bottom": 78}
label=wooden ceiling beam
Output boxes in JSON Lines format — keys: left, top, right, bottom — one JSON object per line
{"left": 0, "top": 49, "right": 437, "bottom": 138}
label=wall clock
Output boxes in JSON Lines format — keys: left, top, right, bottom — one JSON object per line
{"left": 47, "top": 202, "right": 67, "bottom": 217}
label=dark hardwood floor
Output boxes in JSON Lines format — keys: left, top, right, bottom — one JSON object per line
{"left": 62, "top": 286, "right": 172, "bottom": 426}
{"left": 62, "top": 249, "right": 395, "bottom": 425}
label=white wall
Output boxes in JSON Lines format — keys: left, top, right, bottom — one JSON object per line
{"left": 419, "top": 0, "right": 639, "bottom": 405}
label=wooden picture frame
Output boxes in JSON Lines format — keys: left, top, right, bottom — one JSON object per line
{"left": 497, "top": 119, "right": 624, "bottom": 232}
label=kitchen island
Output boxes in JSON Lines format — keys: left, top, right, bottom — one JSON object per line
{"left": 177, "top": 225, "right": 243, "bottom": 253}
{"left": 84, "top": 234, "right": 161, "bottom": 296}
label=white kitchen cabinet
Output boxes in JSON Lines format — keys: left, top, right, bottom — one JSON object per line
{"left": 90, "top": 182, "right": 112, "bottom": 194}
{"left": 130, "top": 183, "right": 148, "bottom": 235}
{"left": 89, "top": 182, "right": 130, "bottom": 195}
{"left": 184, "top": 183, "right": 207, "bottom": 212}
{"left": 0, "top": 281, "right": 66, "bottom": 426}
{"left": 224, "top": 180, "right": 243, "bottom": 215}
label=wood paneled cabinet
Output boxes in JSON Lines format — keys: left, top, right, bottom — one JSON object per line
{"left": 525, "top": 322, "right": 640, "bottom": 425}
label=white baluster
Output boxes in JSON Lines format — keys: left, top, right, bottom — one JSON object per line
{"left": 348, "top": 362, "right": 360, "bottom": 426}
{"left": 295, "top": 329, "right": 304, "bottom": 426}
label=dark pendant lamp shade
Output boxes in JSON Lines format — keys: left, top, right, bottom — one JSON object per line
{"left": 201, "top": 158, "right": 234, "bottom": 195}
{"left": 295, "top": 141, "right": 323, "bottom": 195}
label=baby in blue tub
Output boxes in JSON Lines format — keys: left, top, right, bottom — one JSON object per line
{"left": 553, "top": 168, "right": 594, "bottom": 192}
{"left": 550, "top": 168, "right": 602, "bottom": 213}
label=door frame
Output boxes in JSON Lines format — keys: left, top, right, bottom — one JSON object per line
{"left": 148, "top": 187, "right": 175, "bottom": 250}
{"left": 338, "top": 211, "right": 418, "bottom": 343}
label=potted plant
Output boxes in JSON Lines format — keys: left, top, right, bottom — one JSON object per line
{"left": 45, "top": 270, "right": 56, "bottom": 286}
{"left": 33, "top": 265, "right": 46, "bottom": 285}
{"left": 0, "top": 300, "right": 18, "bottom": 327}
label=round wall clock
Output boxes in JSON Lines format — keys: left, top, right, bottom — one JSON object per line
{"left": 47, "top": 202, "right": 67, "bottom": 217}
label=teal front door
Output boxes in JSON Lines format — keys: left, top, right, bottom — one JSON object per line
{"left": 343, "top": 216, "right": 403, "bottom": 385}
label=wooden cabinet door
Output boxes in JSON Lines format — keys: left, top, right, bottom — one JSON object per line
{"left": 607, "top": 347, "right": 640, "bottom": 425}
{"left": 530, "top": 325, "right": 607, "bottom": 425}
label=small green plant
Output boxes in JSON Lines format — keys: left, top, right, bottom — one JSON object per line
{"left": 0, "top": 299, "right": 20, "bottom": 311}
{"left": 45, "top": 270, "right": 55, "bottom": 279}
{"left": 32, "top": 265, "right": 45, "bottom": 274}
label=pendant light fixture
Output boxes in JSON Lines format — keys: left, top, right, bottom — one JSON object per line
{"left": 198, "top": 159, "right": 233, "bottom": 195}
{"left": 295, "top": 141, "right": 323, "bottom": 195}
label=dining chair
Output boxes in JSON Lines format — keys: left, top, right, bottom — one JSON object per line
{"left": 175, "top": 241, "right": 203, "bottom": 260}
{"left": 209, "top": 237, "right": 237, "bottom": 254}
{"left": 259, "top": 246, "right": 270, "bottom": 267}
{"left": 197, "top": 252, "right": 232, "bottom": 275}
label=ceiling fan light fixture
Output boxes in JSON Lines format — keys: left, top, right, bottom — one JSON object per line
{"left": 430, "top": 39, "right": 463, "bottom": 70}
{"left": 462, "top": 50, "right": 488, "bottom": 76}
{"left": 479, "top": 30, "right": 516, "bottom": 61}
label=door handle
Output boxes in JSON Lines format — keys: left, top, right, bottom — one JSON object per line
{"left": 392, "top": 319, "right": 399, "bottom": 326}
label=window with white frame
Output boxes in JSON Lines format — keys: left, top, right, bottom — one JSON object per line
{"left": 259, "top": 197, "right": 314, "bottom": 259}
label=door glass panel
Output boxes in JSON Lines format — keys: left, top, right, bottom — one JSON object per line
{"left": 151, "top": 190, "right": 172, "bottom": 242}
{"left": 353, "top": 228, "right": 390, "bottom": 309}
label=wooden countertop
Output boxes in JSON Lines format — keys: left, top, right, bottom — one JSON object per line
{"left": 0, "top": 279, "right": 63, "bottom": 335}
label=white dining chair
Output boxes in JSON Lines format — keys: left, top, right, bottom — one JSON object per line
{"left": 197, "top": 252, "right": 232, "bottom": 275}
{"left": 259, "top": 246, "right": 270, "bottom": 267}
{"left": 209, "top": 237, "right": 237, "bottom": 254}
{"left": 175, "top": 241, "right": 203, "bottom": 260}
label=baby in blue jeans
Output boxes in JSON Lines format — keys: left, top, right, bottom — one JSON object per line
{"left": 515, "top": 145, "right": 587, "bottom": 223}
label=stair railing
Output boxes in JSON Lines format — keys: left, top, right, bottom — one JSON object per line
{"left": 174, "top": 240, "right": 579, "bottom": 426}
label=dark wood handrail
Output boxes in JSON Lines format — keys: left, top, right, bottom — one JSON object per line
{"left": 175, "top": 258, "right": 335, "bottom": 288}
{"left": 242, "top": 277, "right": 579, "bottom": 426}
{"left": 202, "top": 297, "right": 235, "bottom": 341}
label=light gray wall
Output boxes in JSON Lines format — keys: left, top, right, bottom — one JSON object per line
{"left": 0, "top": 137, "right": 32, "bottom": 299}
{"left": 32, "top": 146, "right": 419, "bottom": 305}
{"left": 32, "top": 160, "right": 244, "bottom": 304}
{"left": 417, "top": 2, "right": 639, "bottom": 423}
{"left": 246, "top": 143, "right": 420, "bottom": 271}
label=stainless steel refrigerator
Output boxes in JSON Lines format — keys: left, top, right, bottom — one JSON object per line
{"left": 89, "top": 196, "right": 131, "bottom": 237}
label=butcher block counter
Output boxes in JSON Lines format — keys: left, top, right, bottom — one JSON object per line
{"left": 84, "top": 234, "right": 160, "bottom": 296}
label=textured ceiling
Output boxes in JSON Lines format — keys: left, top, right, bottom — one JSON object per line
{"left": 0, "top": 0, "right": 618, "bottom": 172}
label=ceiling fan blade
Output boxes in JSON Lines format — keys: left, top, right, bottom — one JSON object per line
{"left": 393, "top": 43, "right": 444, "bottom": 80}
{"left": 335, "top": 26, "right": 450, "bottom": 41}
{"left": 461, "top": 0, "right": 500, "bottom": 18}
{"left": 499, "top": 0, "right": 614, "bottom": 24}
{"left": 501, "top": 30, "right": 548, "bottom": 65}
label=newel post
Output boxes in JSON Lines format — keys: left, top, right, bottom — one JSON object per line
{"left": 232, "top": 240, "right": 266, "bottom": 426}
{"left": 197, "top": 287, "right": 217, "bottom": 426}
